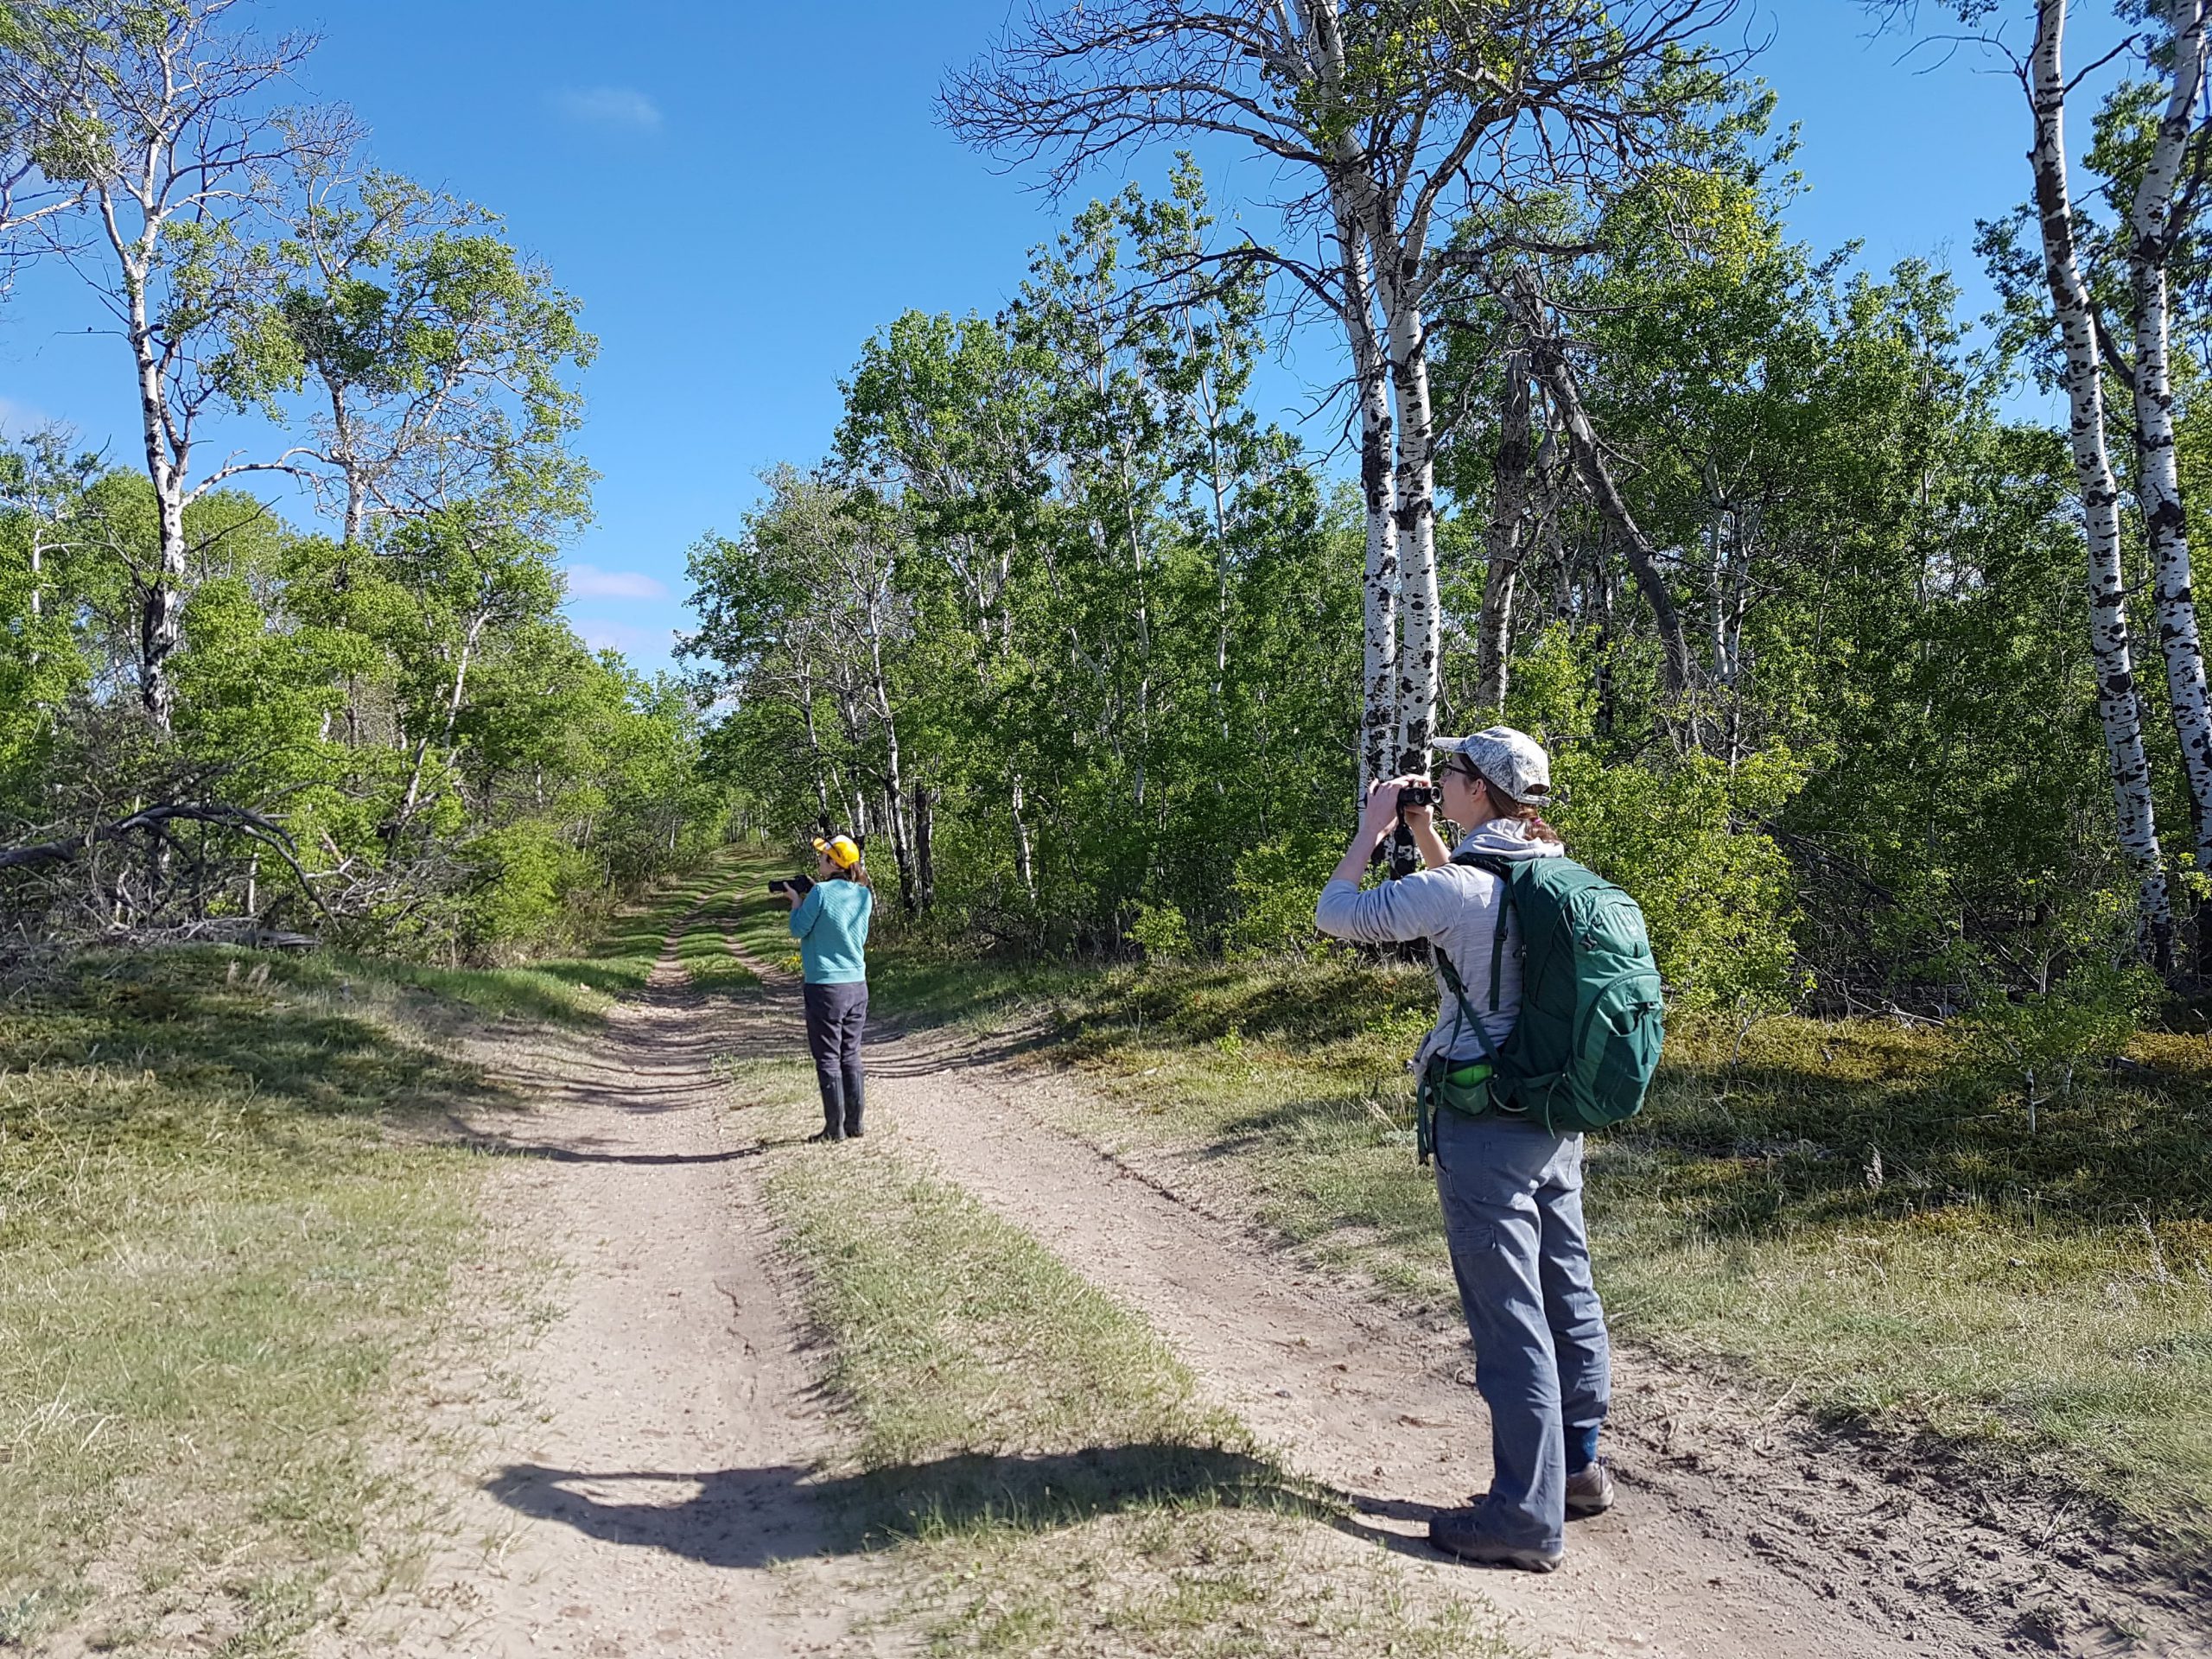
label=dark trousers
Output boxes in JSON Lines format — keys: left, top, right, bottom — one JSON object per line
{"left": 802, "top": 980, "right": 868, "bottom": 1137}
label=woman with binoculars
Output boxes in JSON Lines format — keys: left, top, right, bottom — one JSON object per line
{"left": 779, "top": 833, "right": 874, "bottom": 1142}
{"left": 1315, "top": 726, "right": 1615, "bottom": 1575}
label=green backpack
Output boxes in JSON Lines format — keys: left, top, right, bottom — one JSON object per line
{"left": 1415, "top": 853, "right": 1665, "bottom": 1160}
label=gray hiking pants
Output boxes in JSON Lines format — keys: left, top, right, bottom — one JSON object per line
{"left": 802, "top": 980, "right": 868, "bottom": 1138}
{"left": 1433, "top": 1106, "right": 1612, "bottom": 1554}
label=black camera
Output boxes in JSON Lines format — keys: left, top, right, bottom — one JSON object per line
{"left": 1397, "top": 783, "right": 1444, "bottom": 810}
{"left": 766, "top": 876, "right": 815, "bottom": 897}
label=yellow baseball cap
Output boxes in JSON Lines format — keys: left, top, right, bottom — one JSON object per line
{"left": 812, "top": 835, "right": 861, "bottom": 869}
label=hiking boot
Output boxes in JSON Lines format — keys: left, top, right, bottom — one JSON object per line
{"left": 806, "top": 1128, "right": 842, "bottom": 1144}
{"left": 1565, "top": 1459, "right": 1616, "bottom": 1519}
{"left": 1427, "top": 1509, "right": 1563, "bottom": 1573}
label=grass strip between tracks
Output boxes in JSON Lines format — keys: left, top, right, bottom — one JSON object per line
{"left": 753, "top": 1093, "right": 1519, "bottom": 1659}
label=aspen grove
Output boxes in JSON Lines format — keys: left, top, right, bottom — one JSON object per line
{"left": 10, "top": 0, "right": 2212, "bottom": 1036}
{"left": 692, "top": 0, "right": 2212, "bottom": 1032}
{"left": 0, "top": 1, "right": 732, "bottom": 955}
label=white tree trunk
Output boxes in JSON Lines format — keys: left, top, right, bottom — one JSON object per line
{"left": 861, "top": 592, "right": 917, "bottom": 914}
{"left": 2032, "top": 0, "right": 2175, "bottom": 949}
{"left": 2130, "top": 0, "right": 2212, "bottom": 888}
{"left": 1475, "top": 346, "right": 1534, "bottom": 714}
{"left": 1336, "top": 200, "right": 1398, "bottom": 797}
{"left": 1379, "top": 264, "right": 1440, "bottom": 775}
{"left": 113, "top": 198, "right": 187, "bottom": 730}
{"left": 1011, "top": 775, "right": 1037, "bottom": 902}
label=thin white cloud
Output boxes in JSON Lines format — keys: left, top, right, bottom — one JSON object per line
{"left": 575, "top": 617, "right": 675, "bottom": 656}
{"left": 552, "top": 86, "right": 663, "bottom": 130}
{"left": 565, "top": 563, "right": 670, "bottom": 601}
{"left": 0, "top": 395, "right": 53, "bottom": 436}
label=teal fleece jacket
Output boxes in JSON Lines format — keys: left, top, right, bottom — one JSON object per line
{"left": 790, "top": 878, "right": 873, "bottom": 984}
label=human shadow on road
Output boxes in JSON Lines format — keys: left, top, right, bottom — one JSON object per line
{"left": 445, "top": 1132, "right": 798, "bottom": 1166}
{"left": 486, "top": 1442, "right": 1320, "bottom": 1567}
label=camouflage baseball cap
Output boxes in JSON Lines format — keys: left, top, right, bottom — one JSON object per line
{"left": 1433, "top": 726, "right": 1552, "bottom": 804}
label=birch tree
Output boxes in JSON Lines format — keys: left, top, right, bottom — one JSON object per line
{"left": 944, "top": 0, "right": 1745, "bottom": 772}
{"left": 1338, "top": 205, "right": 1400, "bottom": 790}
{"left": 1895, "top": 0, "right": 2181, "bottom": 948}
{"left": 837, "top": 310, "right": 1047, "bottom": 900}
{"left": 270, "top": 161, "right": 594, "bottom": 549}
{"left": 2117, "top": 0, "right": 2212, "bottom": 896}
{"left": 6, "top": 0, "right": 348, "bottom": 728}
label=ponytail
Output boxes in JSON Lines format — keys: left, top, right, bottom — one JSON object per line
{"left": 1475, "top": 772, "right": 1564, "bottom": 844}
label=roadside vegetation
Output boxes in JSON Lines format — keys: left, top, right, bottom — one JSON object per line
{"left": 851, "top": 942, "right": 2212, "bottom": 1572}
{"left": 0, "top": 869, "right": 718, "bottom": 1654}
{"left": 749, "top": 1062, "right": 1515, "bottom": 1658}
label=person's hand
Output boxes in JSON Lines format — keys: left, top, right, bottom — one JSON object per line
{"left": 1362, "top": 774, "right": 1433, "bottom": 847}
{"left": 781, "top": 884, "right": 804, "bottom": 910}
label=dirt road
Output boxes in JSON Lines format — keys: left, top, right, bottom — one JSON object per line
{"left": 854, "top": 1030, "right": 2204, "bottom": 1658}
{"left": 315, "top": 938, "right": 898, "bottom": 1659}
{"left": 329, "top": 912, "right": 2206, "bottom": 1658}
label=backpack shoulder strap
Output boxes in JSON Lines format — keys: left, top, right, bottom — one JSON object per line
{"left": 1450, "top": 851, "right": 1517, "bottom": 1013}
{"left": 1433, "top": 948, "right": 1500, "bottom": 1064}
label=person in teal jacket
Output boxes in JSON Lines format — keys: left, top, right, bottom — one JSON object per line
{"left": 780, "top": 833, "right": 874, "bottom": 1141}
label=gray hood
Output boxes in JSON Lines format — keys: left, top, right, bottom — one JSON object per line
{"left": 1452, "top": 816, "right": 1563, "bottom": 867}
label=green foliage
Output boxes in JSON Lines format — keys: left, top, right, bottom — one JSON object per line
{"left": 1128, "top": 900, "right": 1194, "bottom": 963}
{"left": 1957, "top": 962, "right": 2158, "bottom": 1129}
{"left": 691, "top": 168, "right": 1357, "bottom": 953}
{"left": 1224, "top": 835, "right": 1338, "bottom": 959}
{"left": 1954, "top": 888, "right": 2163, "bottom": 1128}
{"left": 1556, "top": 744, "right": 1811, "bottom": 1014}
{"left": 0, "top": 448, "right": 731, "bottom": 957}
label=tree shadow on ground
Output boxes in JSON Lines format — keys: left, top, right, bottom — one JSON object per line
{"left": 1617, "top": 1038, "right": 2212, "bottom": 1239}
{"left": 485, "top": 1442, "right": 1391, "bottom": 1569}
{"left": 441, "top": 1130, "right": 791, "bottom": 1166}
{"left": 0, "top": 950, "right": 501, "bottom": 1127}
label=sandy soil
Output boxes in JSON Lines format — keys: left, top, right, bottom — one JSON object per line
{"left": 315, "top": 932, "right": 903, "bottom": 1659}
{"left": 325, "top": 911, "right": 2208, "bottom": 1658}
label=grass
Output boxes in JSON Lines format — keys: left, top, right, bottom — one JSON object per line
{"left": 747, "top": 1076, "right": 1517, "bottom": 1658}
{"left": 0, "top": 861, "right": 721, "bottom": 1653}
{"left": 0, "top": 948, "right": 486, "bottom": 1654}
{"left": 671, "top": 884, "right": 761, "bottom": 994}
{"left": 851, "top": 948, "right": 2212, "bottom": 1568}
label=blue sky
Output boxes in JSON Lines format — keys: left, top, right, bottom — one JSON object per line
{"left": 0, "top": 1, "right": 2121, "bottom": 673}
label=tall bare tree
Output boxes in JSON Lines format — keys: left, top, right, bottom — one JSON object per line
{"left": 944, "top": 0, "right": 1744, "bottom": 774}
{"left": 6, "top": 0, "right": 350, "bottom": 728}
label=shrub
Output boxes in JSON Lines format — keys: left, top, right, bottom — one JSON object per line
{"left": 1953, "top": 887, "right": 2159, "bottom": 1130}
{"left": 1224, "top": 833, "right": 1338, "bottom": 958}
{"left": 1128, "top": 900, "right": 1194, "bottom": 962}
{"left": 1555, "top": 743, "right": 1811, "bottom": 1016}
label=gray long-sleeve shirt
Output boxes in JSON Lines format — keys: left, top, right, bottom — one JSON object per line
{"left": 1314, "top": 817, "right": 1565, "bottom": 1065}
